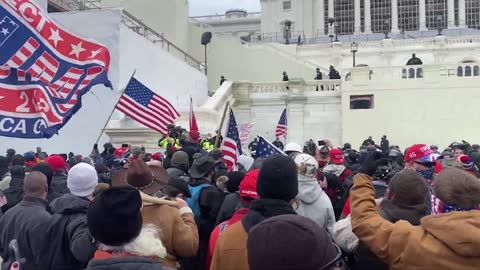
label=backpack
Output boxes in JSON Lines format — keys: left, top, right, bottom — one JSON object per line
{"left": 187, "top": 183, "right": 211, "bottom": 217}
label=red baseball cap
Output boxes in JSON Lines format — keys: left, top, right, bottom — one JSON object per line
{"left": 240, "top": 169, "right": 260, "bottom": 200}
{"left": 329, "top": 148, "right": 344, "bottom": 165}
{"left": 45, "top": 155, "right": 68, "bottom": 173}
{"left": 404, "top": 144, "right": 434, "bottom": 163}
{"left": 151, "top": 152, "right": 162, "bottom": 161}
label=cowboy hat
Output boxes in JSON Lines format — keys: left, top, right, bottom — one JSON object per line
{"left": 111, "top": 159, "right": 168, "bottom": 196}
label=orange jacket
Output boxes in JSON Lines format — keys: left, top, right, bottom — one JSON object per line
{"left": 351, "top": 173, "right": 480, "bottom": 270}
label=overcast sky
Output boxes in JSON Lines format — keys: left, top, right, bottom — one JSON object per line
{"left": 189, "top": 0, "right": 261, "bottom": 16}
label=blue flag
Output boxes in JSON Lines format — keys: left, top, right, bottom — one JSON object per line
{"left": 254, "top": 136, "right": 285, "bottom": 158}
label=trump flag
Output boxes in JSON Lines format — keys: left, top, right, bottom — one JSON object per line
{"left": 0, "top": 0, "right": 111, "bottom": 139}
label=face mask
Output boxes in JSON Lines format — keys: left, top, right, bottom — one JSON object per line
{"left": 416, "top": 167, "right": 435, "bottom": 180}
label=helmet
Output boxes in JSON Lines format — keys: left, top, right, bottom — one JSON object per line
{"left": 285, "top": 143, "right": 302, "bottom": 153}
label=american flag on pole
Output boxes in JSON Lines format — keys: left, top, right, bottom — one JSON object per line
{"left": 254, "top": 136, "right": 285, "bottom": 159}
{"left": 221, "top": 109, "right": 243, "bottom": 170}
{"left": 189, "top": 97, "right": 200, "bottom": 138}
{"left": 0, "top": 0, "right": 111, "bottom": 138}
{"left": 239, "top": 122, "right": 254, "bottom": 145}
{"left": 275, "top": 108, "right": 287, "bottom": 138}
{"left": 116, "top": 77, "right": 180, "bottom": 135}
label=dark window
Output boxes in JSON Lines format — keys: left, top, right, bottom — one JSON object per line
{"left": 283, "top": 1, "right": 292, "bottom": 10}
{"left": 465, "top": 66, "right": 472, "bottom": 76}
{"left": 350, "top": 95, "right": 374, "bottom": 109}
{"left": 474, "top": 66, "right": 479, "bottom": 76}
{"left": 416, "top": 68, "right": 423, "bottom": 78}
{"left": 457, "top": 66, "right": 464, "bottom": 76}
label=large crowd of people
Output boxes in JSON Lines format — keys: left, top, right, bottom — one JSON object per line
{"left": 0, "top": 131, "right": 479, "bottom": 270}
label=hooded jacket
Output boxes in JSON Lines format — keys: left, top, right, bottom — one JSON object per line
{"left": 351, "top": 174, "right": 480, "bottom": 270}
{"left": 43, "top": 194, "right": 96, "bottom": 270}
{"left": 293, "top": 175, "right": 335, "bottom": 234}
{"left": 210, "top": 199, "right": 297, "bottom": 270}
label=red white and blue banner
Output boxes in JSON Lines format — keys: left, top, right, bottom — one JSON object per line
{"left": 0, "top": 0, "right": 111, "bottom": 139}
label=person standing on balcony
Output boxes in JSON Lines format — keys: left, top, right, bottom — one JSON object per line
{"left": 315, "top": 68, "right": 323, "bottom": 80}
{"left": 282, "top": 71, "right": 289, "bottom": 82}
{"left": 220, "top": 76, "right": 226, "bottom": 86}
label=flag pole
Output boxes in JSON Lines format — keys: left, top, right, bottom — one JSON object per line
{"left": 189, "top": 96, "right": 192, "bottom": 130}
{"left": 94, "top": 69, "right": 137, "bottom": 145}
{"left": 215, "top": 101, "right": 230, "bottom": 149}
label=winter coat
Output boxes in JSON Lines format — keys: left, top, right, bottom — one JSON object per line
{"left": 0, "top": 172, "right": 11, "bottom": 191}
{"left": 141, "top": 202, "right": 199, "bottom": 269}
{"left": 51, "top": 174, "right": 70, "bottom": 195}
{"left": 43, "top": 194, "right": 95, "bottom": 270}
{"left": 1, "top": 174, "right": 24, "bottom": 213}
{"left": 215, "top": 191, "right": 241, "bottom": 225}
{"left": 181, "top": 179, "right": 224, "bottom": 270}
{"left": 166, "top": 168, "right": 189, "bottom": 182}
{"left": 210, "top": 199, "right": 297, "bottom": 270}
{"left": 176, "top": 143, "right": 206, "bottom": 166}
{"left": 85, "top": 255, "right": 165, "bottom": 270}
{"left": 351, "top": 173, "right": 480, "bottom": 270}
{"left": 46, "top": 187, "right": 63, "bottom": 203}
{"left": 0, "top": 197, "right": 51, "bottom": 270}
{"left": 293, "top": 175, "right": 335, "bottom": 234}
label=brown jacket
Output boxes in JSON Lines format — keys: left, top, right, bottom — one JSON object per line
{"left": 142, "top": 202, "right": 199, "bottom": 269}
{"left": 210, "top": 198, "right": 297, "bottom": 270}
{"left": 351, "top": 173, "right": 480, "bottom": 270}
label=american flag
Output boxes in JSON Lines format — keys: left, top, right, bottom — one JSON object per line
{"left": 189, "top": 97, "right": 200, "bottom": 139}
{"left": 116, "top": 77, "right": 180, "bottom": 135}
{"left": 255, "top": 136, "right": 285, "bottom": 159}
{"left": 239, "top": 122, "right": 254, "bottom": 145}
{"left": 221, "top": 109, "right": 243, "bottom": 170}
{"left": 275, "top": 108, "right": 288, "bottom": 138}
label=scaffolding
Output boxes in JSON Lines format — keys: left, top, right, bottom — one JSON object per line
{"left": 48, "top": 0, "right": 101, "bottom": 12}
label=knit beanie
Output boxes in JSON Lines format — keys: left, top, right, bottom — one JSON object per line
{"left": 257, "top": 155, "right": 298, "bottom": 202}
{"left": 67, "top": 163, "right": 98, "bottom": 197}
{"left": 247, "top": 215, "right": 339, "bottom": 270}
{"left": 226, "top": 171, "right": 246, "bottom": 193}
{"left": 87, "top": 187, "right": 142, "bottom": 246}
{"left": 32, "top": 163, "right": 53, "bottom": 187}
{"left": 171, "top": 151, "right": 189, "bottom": 168}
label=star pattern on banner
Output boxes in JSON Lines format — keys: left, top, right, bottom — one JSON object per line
{"left": 49, "top": 27, "right": 63, "bottom": 47}
{"left": 69, "top": 41, "right": 86, "bottom": 58}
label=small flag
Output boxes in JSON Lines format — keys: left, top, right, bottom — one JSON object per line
{"left": 275, "top": 109, "right": 287, "bottom": 138}
{"left": 221, "top": 109, "right": 243, "bottom": 170}
{"left": 239, "top": 122, "right": 254, "bottom": 145}
{"left": 189, "top": 97, "right": 200, "bottom": 138}
{"left": 116, "top": 77, "right": 180, "bottom": 135}
{"left": 254, "top": 136, "right": 285, "bottom": 158}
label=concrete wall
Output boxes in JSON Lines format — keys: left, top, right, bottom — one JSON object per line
{"left": 342, "top": 67, "right": 480, "bottom": 150}
{"left": 189, "top": 25, "right": 319, "bottom": 92}
{"left": 101, "top": 0, "right": 190, "bottom": 52}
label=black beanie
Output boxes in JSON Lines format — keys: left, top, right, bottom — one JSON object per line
{"left": 32, "top": 163, "right": 53, "bottom": 187}
{"left": 257, "top": 155, "right": 298, "bottom": 202}
{"left": 88, "top": 187, "right": 143, "bottom": 246}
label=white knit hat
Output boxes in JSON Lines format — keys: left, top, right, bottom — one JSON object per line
{"left": 67, "top": 163, "right": 98, "bottom": 197}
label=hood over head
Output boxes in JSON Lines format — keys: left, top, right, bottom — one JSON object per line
{"left": 296, "top": 174, "right": 323, "bottom": 204}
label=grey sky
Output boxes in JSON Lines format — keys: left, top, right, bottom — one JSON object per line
{"left": 189, "top": 0, "right": 260, "bottom": 16}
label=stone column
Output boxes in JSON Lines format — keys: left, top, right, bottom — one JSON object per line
{"left": 316, "top": 0, "right": 325, "bottom": 36}
{"left": 419, "top": 0, "right": 427, "bottom": 31}
{"left": 364, "top": 0, "right": 371, "bottom": 33}
{"left": 391, "top": 0, "right": 399, "bottom": 33}
{"left": 303, "top": 0, "right": 314, "bottom": 38}
{"left": 354, "top": 0, "right": 361, "bottom": 34}
{"left": 459, "top": 0, "right": 466, "bottom": 28}
{"left": 447, "top": 0, "right": 455, "bottom": 28}
{"left": 328, "top": 0, "right": 334, "bottom": 20}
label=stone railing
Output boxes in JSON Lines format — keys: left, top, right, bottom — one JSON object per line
{"left": 202, "top": 81, "right": 234, "bottom": 112}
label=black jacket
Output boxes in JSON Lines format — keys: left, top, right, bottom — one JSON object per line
{"left": 0, "top": 197, "right": 51, "bottom": 270}
{"left": 1, "top": 174, "right": 24, "bottom": 213}
{"left": 85, "top": 256, "right": 165, "bottom": 270}
{"left": 51, "top": 174, "right": 70, "bottom": 195}
{"left": 176, "top": 143, "right": 206, "bottom": 166}
{"left": 43, "top": 194, "right": 95, "bottom": 270}
{"left": 242, "top": 198, "right": 297, "bottom": 232}
{"left": 182, "top": 179, "right": 224, "bottom": 270}
{"left": 215, "top": 191, "right": 241, "bottom": 226}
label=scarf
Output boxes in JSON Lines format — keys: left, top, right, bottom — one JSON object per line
{"left": 431, "top": 194, "right": 479, "bottom": 214}
{"left": 242, "top": 198, "right": 296, "bottom": 232}
{"left": 323, "top": 164, "right": 346, "bottom": 177}
{"left": 416, "top": 167, "right": 435, "bottom": 182}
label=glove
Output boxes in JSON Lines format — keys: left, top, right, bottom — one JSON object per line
{"left": 359, "top": 151, "right": 388, "bottom": 176}
{"left": 93, "top": 144, "right": 98, "bottom": 150}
